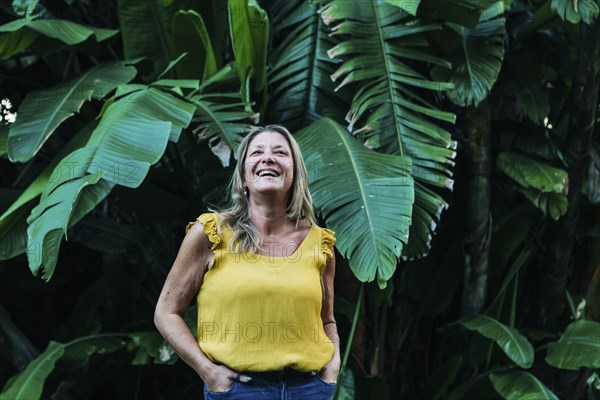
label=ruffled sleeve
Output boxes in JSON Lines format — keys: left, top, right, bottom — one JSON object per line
{"left": 321, "top": 227, "right": 336, "bottom": 262}
{"left": 185, "top": 213, "right": 221, "bottom": 252}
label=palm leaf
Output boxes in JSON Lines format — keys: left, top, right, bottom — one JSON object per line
{"left": 496, "top": 151, "right": 568, "bottom": 194}
{"left": 518, "top": 188, "right": 568, "bottom": 220}
{"left": 171, "top": 10, "right": 218, "bottom": 82}
{"left": 8, "top": 62, "right": 137, "bottom": 162}
{"left": 0, "top": 122, "right": 95, "bottom": 260}
{"left": 456, "top": 315, "right": 534, "bottom": 368}
{"left": 26, "top": 87, "right": 195, "bottom": 280}
{"left": 116, "top": 0, "right": 171, "bottom": 75}
{"left": 0, "top": 335, "right": 125, "bottom": 400}
{"left": 266, "top": 0, "right": 350, "bottom": 131}
{"left": 430, "top": 2, "right": 506, "bottom": 107}
{"left": 489, "top": 370, "right": 559, "bottom": 400}
{"left": 0, "top": 27, "right": 38, "bottom": 59}
{"left": 0, "top": 17, "right": 117, "bottom": 45}
{"left": 297, "top": 118, "right": 414, "bottom": 288}
{"left": 546, "top": 320, "right": 600, "bottom": 370}
{"left": 551, "top": 0, "right": 600, "bottom": 24}
{"left": 314, "top": 0, "right": 457, "bottom": 260}
{"left": 228, "top": 0, "right": 269, "bottom": 102}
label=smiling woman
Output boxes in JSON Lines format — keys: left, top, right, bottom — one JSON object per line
{"left": 154, "top": 125, "right": 341, "bottom": 400}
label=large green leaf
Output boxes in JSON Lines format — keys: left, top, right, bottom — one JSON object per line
{"left": 0, "top": 335, "right": 125, "bottom": 400}
{"left": 551, "top": 0, "right": 599, "bottom": 24}
{"left": 546, "top": 320, "right": 600, "bottom": 370}
{"left": 26, "top": 88, "right": 195, "bottom": 280}
{"left": 8, "top": 62, "right": 137, "bottom": 162}
{"left": 314, "top": 0, "right": 456, "bottom": 261}
{"left": 0, "top": 122, "right": 95, "bottom": 260}
{"left": 297, "top": 118, "right": 414, "bottom": 288}
{"left": 496, "top": 151, "right": 568, "bottom": 194}
{"left": 0, "top": 17, "right": 117, "bottom": 46}
{"left": 0, "top": 27, "right": 38, "bottom": 59}
{"left": 431, "top": 2, "right": 506, "bottom": 107}
{"left": 116, "top": 0, "right": 171, "bottom": 75}
{"left": 456, "top": 315, "right": 534, "bottom": 368}
{"left": 490, "top": 370, "right": 559, "bottom": 400}
{"left": 228, "top": 0, "right": 269, "bottom": 102}
{"left": 171, "top": 10, "right": 218, "bottom": 82}
{"left": 267, "top": 0, "right": 350, "bottom": 132}
{"left": 518, "top": 188, "right": 568, "bottom": 220}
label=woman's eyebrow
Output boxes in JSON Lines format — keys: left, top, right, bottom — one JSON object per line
{"left": 250, "top": 144, "right": 286, "bottom": 149}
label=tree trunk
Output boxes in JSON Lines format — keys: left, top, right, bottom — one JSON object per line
{"left": 532, "top": 11, "right": 600, "bottom": 331}
{"left": 461, "top": 100, "right": 492, "bottom": 316}
{"left": 0, "top": 303, "right": 38, "bottom": 371}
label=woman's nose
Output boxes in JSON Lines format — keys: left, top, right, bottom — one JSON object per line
{"left": 260, "top": 153, "right": 275, "bottom": 163}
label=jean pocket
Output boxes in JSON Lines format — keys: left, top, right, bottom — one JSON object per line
{"left": 317, "top": 376, "right": 337, "bottom": 387}
{"left": 205, "top": 379, "right": 237, "bottom": 397}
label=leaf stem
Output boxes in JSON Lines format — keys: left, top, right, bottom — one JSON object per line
{"left": 334, "top": 282, "right": 363, "bottom": 400}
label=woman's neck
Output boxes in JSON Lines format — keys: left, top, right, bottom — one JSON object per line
{"left": 248, "top": 196, "right": 292, "bottom": 236}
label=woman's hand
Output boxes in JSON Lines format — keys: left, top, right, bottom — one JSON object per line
{"left": 319, "top": 355, "right": 341, "bottom": 384}
{"left": 203, "top": 363, "right": 236, "bottom": 392}
{"left": 202, "top": 363, "right": 252, "bottom": 393}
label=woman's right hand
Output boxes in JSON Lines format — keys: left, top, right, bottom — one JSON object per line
{"left": 202, "top": 363, "right": 250, "bottom": 393}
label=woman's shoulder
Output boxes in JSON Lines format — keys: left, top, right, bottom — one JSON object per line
{"left": 185, "top": 212, "right": 226, "bottom": 252}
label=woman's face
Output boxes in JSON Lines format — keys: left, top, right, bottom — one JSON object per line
{"left": 244, "top": 131, "right": 294, "bottom": 199}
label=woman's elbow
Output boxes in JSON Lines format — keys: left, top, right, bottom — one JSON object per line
{"left": 154, "top": 302, "right": 168, "bottom": 332}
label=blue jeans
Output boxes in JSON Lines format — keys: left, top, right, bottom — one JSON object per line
{"left": 203, "top": 367, "right": 336, "bottom": 400}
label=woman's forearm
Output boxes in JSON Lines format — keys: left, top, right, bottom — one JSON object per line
{"left": 154, "top": 312, "right": 215, "bottom": 378}
{"left": 323, "top": 322, "right": 341, "bottom": 366}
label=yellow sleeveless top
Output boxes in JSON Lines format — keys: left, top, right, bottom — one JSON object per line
{"left": 185, "top": 212, "right": 336, "bottom": 372}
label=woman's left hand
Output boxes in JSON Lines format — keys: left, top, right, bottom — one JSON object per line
{"left": 319, "top": 356, "right": 341, "bottom": 384}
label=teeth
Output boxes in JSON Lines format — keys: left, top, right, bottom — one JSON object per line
{"left": 258, "top": 170, "right": 279, "bottom": 177}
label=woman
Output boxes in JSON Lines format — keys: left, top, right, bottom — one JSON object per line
{"left": 154, "top": 125, "right": 341, "bottom": 399}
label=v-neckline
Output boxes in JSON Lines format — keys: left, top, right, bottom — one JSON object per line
{"left": 254, "top": 225, "right": 315, "bottom": 260}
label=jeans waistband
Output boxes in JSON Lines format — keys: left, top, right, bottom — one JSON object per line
{"left": 243, "top": 367, "right": 318, "bottom": 381}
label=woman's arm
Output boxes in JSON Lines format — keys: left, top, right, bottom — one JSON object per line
{"left": 320, "top": 253, "right": 342, "bottom": 382}
{"left": 155, "top": 222, "right": 251, "bottom": 391}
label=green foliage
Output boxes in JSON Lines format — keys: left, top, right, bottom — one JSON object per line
{"left": 7, "top": 62, "right": 137, "bottom": 162}
{"left": 431, "top": 2, "right": 506, "bottom": 107}
{"left": 497, "top": 151, "right": 568, "bottom": 193}
{"left": 490, "top": 370, "right": 559, "bottom": 400}
{"left": 267, "top": 0, "right": 349, "bottom": 131}
{"left": 551, "top": 0, "right": 600, "bottom": 24}
{"left": 313, "top": 0, "right": 457, "bottom": 260}
{"left": 228, "top": 0, "right": 269, "bottom": 102}
{"left": 1, "top": 0, "right": 599, "bottom": 399}
{"left": 0, "top": 336, "right": 125, "bottom": 400}
{"left": 546, "top": 320, "right": 600, "bottom": 370}
{"left": 297, "top": 118, "right": 414, "bottom": 287}
{"left": 26, "top": 87, "right": 195, "bottom": 280}
{"left": 171, "top": 10, "right": 218, "bottom": 82}
{"left": 456, "top": 315, "right": 534, "bottom": 368}
{"left": 116, "top": 0, "right": 171, "bottom": 75}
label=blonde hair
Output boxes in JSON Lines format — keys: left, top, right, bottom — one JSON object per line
{"left": 208, "top": 125, "right": 317, "bottom": 254}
